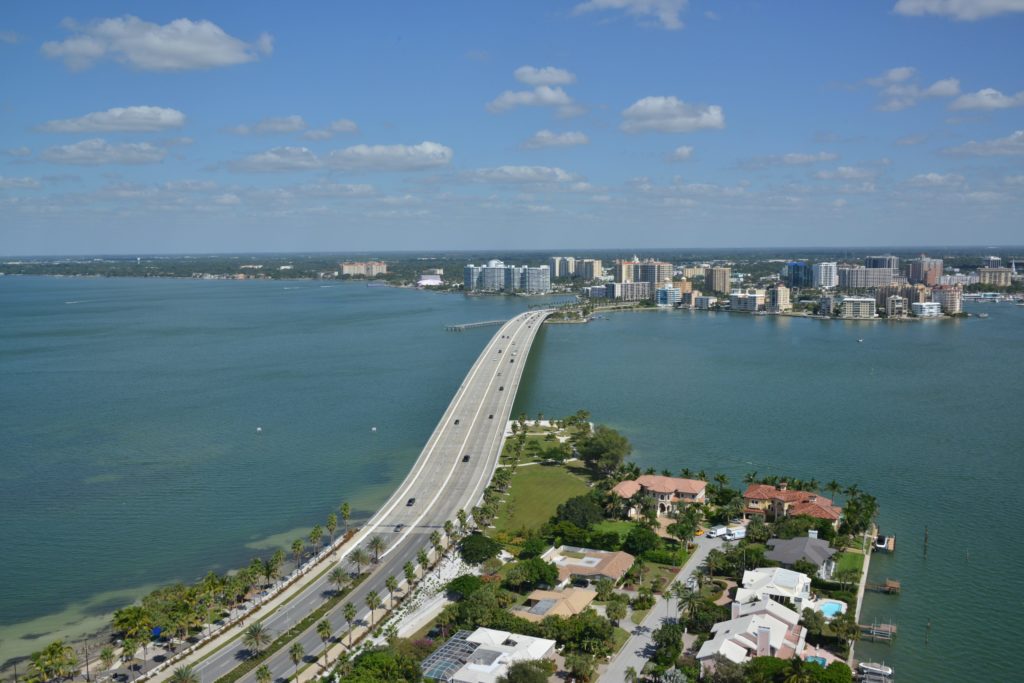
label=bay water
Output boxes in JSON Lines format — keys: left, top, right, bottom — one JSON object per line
{"left": 1, "top": 277, "right": 1021, "bottom": 681}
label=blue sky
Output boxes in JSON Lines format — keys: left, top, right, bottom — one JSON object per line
{"left": 1, "top": 0, "right": 1022, "bottom": 255}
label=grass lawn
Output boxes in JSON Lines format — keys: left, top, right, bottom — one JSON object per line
{"left": 488, "top": 463, "right": 591, "bottom": 536}
{"left": 630, "top": 608, "right": 650, "bottom": 625}
{"left": 591, "top": 519, "right": 634, "bottom": 542}
{"left": 835, "top": 551, "right": 865, "bottom": 577}
{"left": 642, "top": 562, "right": 685, "bottom": 594}
{"left": 610, "top": 627, "right": 630, "bottom": 652}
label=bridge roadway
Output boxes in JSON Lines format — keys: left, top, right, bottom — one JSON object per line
{"left": 193, "top": 309, "right": 552, "bottom": 682}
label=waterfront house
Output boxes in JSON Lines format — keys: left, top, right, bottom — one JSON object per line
{"left": 540, "top": 545, "right": 635, "bottom": 587}
{"left": 764, "top": 532, "right": 838, "bottom": 579}
{"left": 421, "top": 628, "right": 556, "bottom": 683}
{"left": 742, "top": 482, "right": 841, "bottom": 527}
{"left": 611, "top": 474, "right": 707, "bottom": 517}
{"left": 696, "top": 597, "right": 807, "bottom": 674}
{"left": 513, "top": 587, "right": 596, "bottom": 623}
{"left": 735, "top": 567, "right": 813, "bottom": 611}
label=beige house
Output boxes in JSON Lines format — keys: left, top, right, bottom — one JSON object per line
{"left": 743, "top": 483, "right": 841, "bottom": 527}
{"left": 541, "top": 546, "right": 635, "bottom": 586}
{"left": 612, "top": 474, "right": 707, "bottom": 516}
{"left": 696, "top": 598, "right": 807, "bottom": 674}
{"left": 514, "top": 587, "right": 596, "bottom": 623}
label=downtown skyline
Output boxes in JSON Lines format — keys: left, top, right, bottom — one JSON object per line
{"left": 1, "top": 0, "right": 1023, "bottom": 255}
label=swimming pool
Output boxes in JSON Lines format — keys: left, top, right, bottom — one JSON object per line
{"left": 805, "top": 656, "right": 828, "bottom": 667}
{"left": 817, "top": 599, "right": 847, "bottom": 618}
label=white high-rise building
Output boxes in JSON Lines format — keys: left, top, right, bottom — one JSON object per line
{"left": 812, "top": 262, "right": 838, "bottom": 289}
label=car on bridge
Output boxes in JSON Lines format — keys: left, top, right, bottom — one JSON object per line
{"left": 406, "top": 497, "right": 416, "bottom": 506}
{"left": 462, "top": 454, "right": 471, "bottom": 462}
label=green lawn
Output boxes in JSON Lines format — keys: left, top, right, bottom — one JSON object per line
{"left": 835, "top": 551, "right": 865, "bottom": 577}
{"left": 630, "top": 608, "right": 650, "bottom": 625}
{"left": 610, "top": 627, "right": 630, "bottom": 652}
{"left": 591, "top": 519, "right": 634, "bottom": 542}
{"left": 488, "top": 463, "right": 591, "bottom": 535}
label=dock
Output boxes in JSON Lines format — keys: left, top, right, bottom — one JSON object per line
{"left": 858, "top": 622, "right": 898, "bottom": 642}
{"left": 873, "top": 534, "right": 896, "bottom": 552}
{"left": 866, "top": 579, "right": 901, "bottom": 594}
{"left": 445, "top": 319, "right": 507, "bottom": 331}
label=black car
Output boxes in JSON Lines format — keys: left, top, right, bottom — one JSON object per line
{"left": 488, "top": 414, "right": 493, "bottom": 419}
{"left": 510, "top": 359, "right": 514, "bottom": 363}
{"left": 406, "top": 497, "right": 416, "bottom": 506}
{"left": 394, "top": 523, "right": 405, "bottom": 532}
{"left": 499, "top": 386, "right": 504, "bottom": 391}
{"left": 462, "top": 454, "right": 471, "bottom": 462}
{"left": 454, "top": 418, "right": 460, "bottom": 425}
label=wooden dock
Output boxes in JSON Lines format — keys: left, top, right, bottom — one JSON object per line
{"left": 866, "top": 579, "right": 901, "bottom": 594}
{"left": 445, "top": 319, "right": 507, "bottom": 331}
{"left": 859, "top": 622, "right": 898, "bottom": 642}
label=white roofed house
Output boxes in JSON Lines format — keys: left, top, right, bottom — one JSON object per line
{"left": 420, "top": 628, "right": 556, "bottom": 683}
{"left": 696, "top": 598, "right": 808, "bottom": 674}
{"left": 734, "top": 567, "right": 813, "bottom": 611}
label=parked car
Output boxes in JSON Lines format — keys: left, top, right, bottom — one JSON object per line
{"left": 406, "top": 497, "right": 416, "bottom": 506}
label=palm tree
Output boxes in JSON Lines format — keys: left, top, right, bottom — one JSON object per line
{"left": 743, "top": 470, "right": 758, "bottom": 484}
{"left": 339, "top": 502, "right": 351, "bottom": 537}
{"left": 343, "top": 602, "right": 357, "bottom": 646}
{"left": 291, "top": 539, "right": 304, "bottom": 569}
{"left": 824, "top": 479, "right": 842, "bottom": 501}
{"left": 309, "top": 525, "right": 323, "bottom": 555}
{"left": 564, "top": 652, "right": 596, "bottom": 682}
{"left": 385, "top": 575, "right": 399, "bottom": 608}
{"left": 368, "top": 535, "right": 387, "bottom": 563}
{"left": 169, "top": 665, "right": 199, "bottom": 683}
{"left": 328, "top": 567, "right": 347, "bottom": 596}
{"left": 242, "top": 622, "right": 271, "bottom": 657}
{"left": 99, "top": 646, "right": 116, "bottom": 672}
{"left": 112, "top": 605, "right": 152, "bottom": 641}
{"left": 121, "top": 638, "right": 140, "bottom": 682}
{"left": 326, "top": 512, "right": 338, "bottom": 547}
{"left": 29, "top": 640, "right": 78, "bottom": 683}
{"left": 783, "top": 656, "right": 815, "bottom": 683}
{"left": 443, "top": 520, "right": 455, "bottom": 542}
{"left": 417, "top": 548, "right": 430, "bottom": 571}
{"left": 365, "top": 591, "right": 382, "bottom": 628}
{"left": 349, "top": 547, "right": 370, "bottom": 576}
{"left": 315, "top": 620, "right": 332, "bottom": 667}
{"left": 456, "top": 508, "right": 468, "bottom": 532}
{"left": 288, "top": 642, "right": 305, "bottom": 679}
{"left": 605, "top": 599, "right": 627, "bottom": 627}
{"left": 624, "top": 666, "right": 639, "bottom": 683}
{"left": 255, "top": 664, "right": 271, "bottom": 683}
{"left": 430, "top": 530, "right": 443, "bottom": 555}
{"left": 403, "top": 561, "right": 417, "bottom": 586}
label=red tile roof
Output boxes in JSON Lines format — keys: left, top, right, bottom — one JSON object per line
{"left": 743, "top": 484, "right": 842, "bottom": 520}
{"left": 613, "top": 474, "right": 706, "bottom": 498}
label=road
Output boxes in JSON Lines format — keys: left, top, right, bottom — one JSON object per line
{"left": 599, "top": 536, "right": 724, "bottom": 682}
{"left": 189, "top": 309, "right": 552, "bottom": 683}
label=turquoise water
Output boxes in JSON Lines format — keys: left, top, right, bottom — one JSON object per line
{"left": 2, "top": 278, "right": 1021, "bottom": 682}
{"left": 805, "top": 656, "right": 828, "bottom": 666}
{"left": 818, "top": 600, "right": 845, "bottom": 618}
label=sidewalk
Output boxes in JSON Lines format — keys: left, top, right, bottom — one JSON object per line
{"left": 599, "top": 536, "right": 722, "bottom": 682}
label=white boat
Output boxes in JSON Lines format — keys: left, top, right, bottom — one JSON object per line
{"left": 978, "top": 313, "right": 989, "bottom": 319}
{"left": 858, "top": 662, "right": 893, "bottom": 677}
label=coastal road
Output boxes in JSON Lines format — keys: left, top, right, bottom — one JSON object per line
{"left": 190, "top": 309, "right": 552, "bottom": 683}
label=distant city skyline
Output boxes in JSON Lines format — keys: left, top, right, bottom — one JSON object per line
{"left": 1, "top": 1, "right": 1023, "bottom": 255}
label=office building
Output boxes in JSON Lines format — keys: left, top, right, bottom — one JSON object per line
{"left": 730, "top": 288, "right": 766, "bottom": 312}
{"left": 838, "top": 266, "right": 897, "bottom": 290}
{"left": 464, "top": 260, "right": 550, "bottom": 293}
{"left": 865, "top": 254, "right": 900, "bottom": 270}
{"left": 978, "top": 267, "right": 1013, "bottom": 287}
{"left": 548, "top": 257, "right": 566, "bottom": 277}
{"left": 519, "top": 265, "right": 551, "bottom": 293}
{"left": 613, "top": 259, "right": 639, "bottom": 283}
{"left": 655, "top": 285, "right": 681, "bottom": 307}
{"left": 681, "top": 266, "right": 708, "bottom": 279}
{"left": 982, "top": 256, "right": 1002, "bottom": 269}
{"left": 681, "top": 289, "right": 702, "bottom": 307}
{"left": 839, "top": 296, "right": 877, "bottom": 319}
{"left": 583, "top": 285, "right": 607, "bottom": 298}
{"left": 767, "top": 285, "right": 792, "bottom": 313}
{"left": 340, "top": 261, "right": 387, "bottom": 277}
{"left": 912, "top": 301, "right": 942, "bottom": 317}
{"left": 930, "top": 285, "right": 963, "bottom": 314}
{"left": 605, "top": 281, "right": 652, "bottom": 301}
{"left": 886, "top": 295, "right": 907, "bottom": 318}
{"left": 783, "top": 261, "right": 812, "bottom": 288}
{"left": 577, "top": 259, "right": 603, "bottom": 281}
{"left": 908, "top": 256, "right": 943, "bottom": 286}
{"left": 706, "top": 267, "right": 732, "bottom": 294}
{"left": 638, "top": 259, "right": 674, "bottom": 287}
{"left": 812, "top": 262, "right": 838, "bottom": 289}
{"left": 695, "top": 295, "right": 717, "bottom": 310}
{"left": 560, "top": 257, "right": 576, "bottom": 278}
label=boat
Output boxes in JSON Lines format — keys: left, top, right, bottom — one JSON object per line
{"left": 978, "top": 313, "right": 989, "bottom": 319}
{"left": 858, "top": 662, "right": 894, "bottom": 677}
{"left": 857, "top": 339, "right": 864, "bottom": 343}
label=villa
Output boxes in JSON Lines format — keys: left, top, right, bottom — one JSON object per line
{"left": 540, "top": 545, "right": 635, "bottom": 586}
{"left": 513, "top": 587, "right": 596, "bottom": 623}
{"left": 735, "top": 567, "right": 813, "bottom": 611}
{"left": 743, "top": 482, "right": 842, "bottom": 527}
{"left": 421, "top": 628, "right": 556, "bottom": 683}
{"left": 696, "top": 597, "right": 808, "bottom": 674}
{"left": 611, "top": 474, "right": 707, "bottom": 516}
{"left": 765, "top": 532, "right": 838, "bottom": 579}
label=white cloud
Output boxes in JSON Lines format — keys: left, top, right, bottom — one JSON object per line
{"left": 573, "top": 0, "right": 689, "bottom": 30}
{"left": 832, "top": 199, "right": 848, "bottom": 208}
{"left": 867, "top": 66, "right": 916, "bottom": 87}
{"left": 487, "top": 85, "right": 575, "bottom": 113}
{"left": 944, "top": 129, "right": 1024, "bottom": 156}
{"left": 40, "top": 106, "right": 185, "bottom": 133}
{"left": 299, "top": 182, "right": 375, "bottom": 197}
{"left": 213, "top": 193, "right": 241, "bottom": 205}
{"left": 514, "top": 66, "right": 576, "bottom": 86}
{"left": 893, "top": 0, "right": 1024, "bottom": 21}
{"left": 0, "top": 30, "right": 20, "bottom": 44}
{"left": 895, "top": 134, "right": 927, "bottom": 145}
{"left": 744, "top": 151, "right": 838, "bottom": 168}
{"left": 621, "top": 96, "right": 725, "bottom": 133}
{"left": 230, "top": 115, "right": 306, "bottom": 135}
{"left": 0, "top": 176, "right": 41, "bottom": 189}
{"left": 815, "top": 166, "right": 876, "bottom": 180}
{"left": 951, "top": 88, "right": 1024, "bottom": 110}
{"left": 163, "top": 180, "right": 217, "bottom": 191}
{"left": 1005, "top": 175, "right": 1024, "bottom": 185}
{"left": 669, "top": 145, "right": 694, "bottom": 161}
{"left": 908, "top": 172, "right": 966, "bottom": 186}
{"left": 327, "top": 141, "right": 453, "bottom": 171}
{"left": 878, "top": 78, "right": 960, "bottom": 111}
{"left": 6, "top": 146, "right": 32, "bottom": 157}
{"left": 231, "top": 146, "right": 321, "bottom": 171}
{"left": 523, "top": 130, "right": 589, "bottom": 148}
{"left": 303, "top": 119, "right": 359, "bottom": 140}
{"left": 40, "top": 138, "right": 166, "bottom": 165}
{"left": 468, "top": 165, "right": 578, "bottom": 184}
{"left": 42, "top": 16, "right": 272, "bottom": 71}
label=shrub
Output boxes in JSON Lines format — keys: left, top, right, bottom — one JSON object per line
{"left": 460, "top": 533, "right": 502, "bottom": 564}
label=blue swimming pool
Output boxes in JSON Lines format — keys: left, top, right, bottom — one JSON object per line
{"left": 805, "top": 656, "right": 828, "bottom": 667}
{"left": 817, "top": 599, "right": 847, "bottom": 618}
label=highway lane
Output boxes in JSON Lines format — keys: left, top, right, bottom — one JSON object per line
{"left": 192, "top": 309, "right": 551, "bottom": 682}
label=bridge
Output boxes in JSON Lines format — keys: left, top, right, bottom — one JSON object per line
{"left": 445, "top": 319, "right": 507, "bottom": 331}
{"left": 166, "top": 309, "right": 552, "bottom": 683}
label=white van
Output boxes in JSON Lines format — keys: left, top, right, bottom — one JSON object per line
{"left": 707, "top": 525, "right": 728, "bottom": 538}
{"left": 725, "top": 527, "right": 746, "bottom": 541}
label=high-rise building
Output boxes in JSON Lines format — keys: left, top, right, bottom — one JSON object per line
{"left": 655, "top": 285, "right": 681, "bottom": 307}
{"left": 930, "top": 285, "right": 963, "bottom": 314}
{"left": 838, "top": 267, "right": 897, "bottom": 289}
{"left": 676, "top": 279, "right": 693, "bottom": 294}
{"left": 340, "top": 261, "right": 388, "bottom": 277}
{"left": 520, "top": 265, "right": 551, "bottom": 293}
{"left": 561, "top": 257, "right": 576, "bottom": 277}
{"left": 577, "top": 259, "right": 603, "bottom": 281}
{"left": 638, "top": 259, "right": 674, "bottom": 287}
{"left": 978, "top": 267, "right": 1013, "bottom": 287}
{"left": 463, "top": 264, "right": 481, "bottom": 289}
{"left": 681, "top": 289, "right": 702, "bottom": 306}
{"left": 818, "top": 295, "right": 835, "bottom": 317}
{"left": 783, "top": 262, "right": 812, "bottom": 288}
{"left": 464, "top": 260, "right": 550, "bottom": 293}
{"left": 865, "top": 254, "right": 900, "bottom": 270}
{"left": 548, "top": 257, "right": 565, "bottom": 277}
{"left": 886, "top": 295, "right": 907, "bottom": 318}
{"left": 767, "top": 285, "right": 792, "bottom": 313}
{"left": 730, "top": 288, "right": 766, "bottom": 312}
{"left": 613, "top": 259, "right": 639, "bottom": 283}
{"left": 606, "top": 281, "right": 652, "bottom": 301}
{"left": 812, "top": 262, "right": 838, "bottom": 289}
{"left": 681, "top": 266, "right": 708, "bottom": 279}
{"left": 706, "top": 267, "right": 732, "bottom": 294}
{"left": 982, "top": 256, "right": 1002, "bottom": 269}
{"left": 908, "top": 256, "right": 943, "bottom": 286}
{"left": 839, "top": 297, "right": 877, "bottom": 319}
